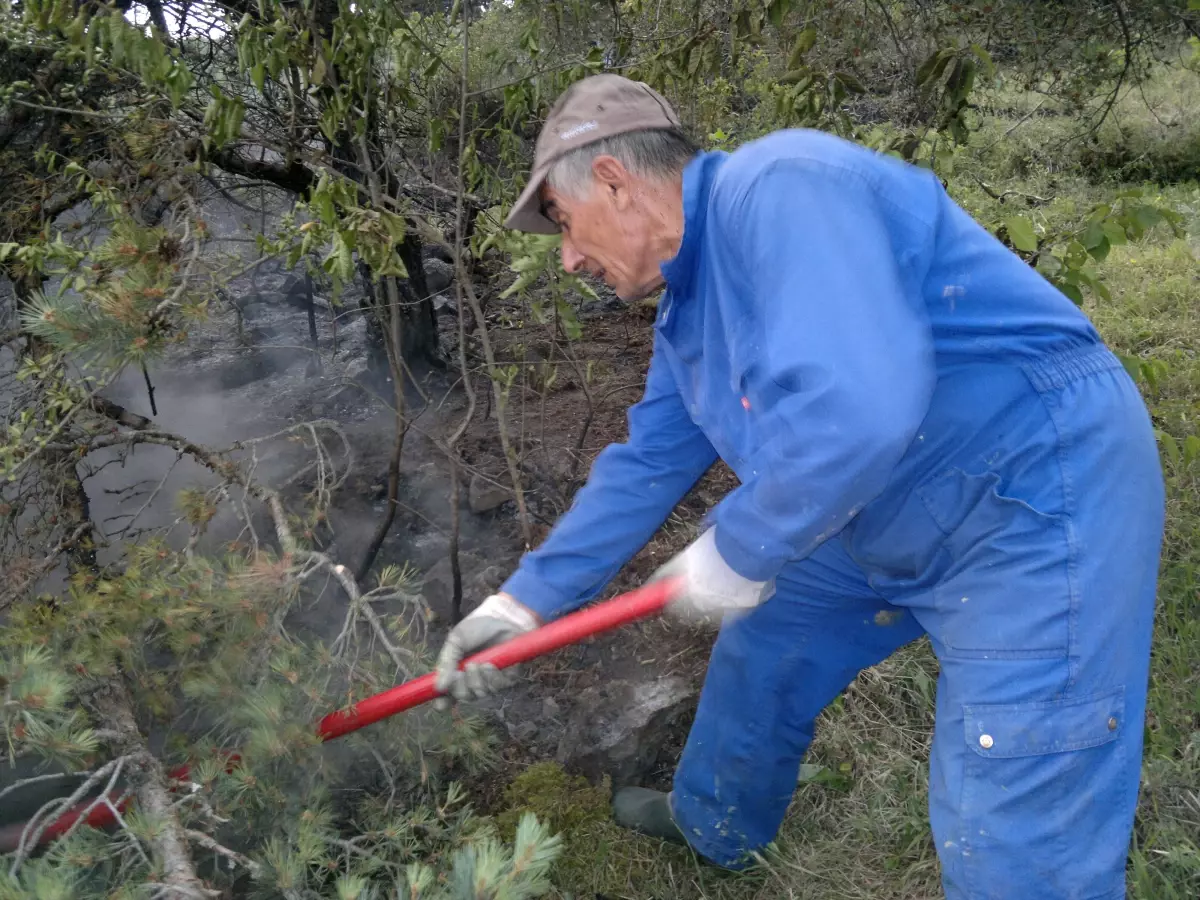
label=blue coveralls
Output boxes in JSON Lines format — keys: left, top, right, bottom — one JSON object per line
{"left": 500, "top": 129, "right": 1165, "bottom": 898}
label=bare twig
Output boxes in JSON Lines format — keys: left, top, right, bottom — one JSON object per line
{"left": 184, "top": 829, "right": 263, "bottom": 876}
{"left": 982, "top": 97, "right": 1048, "bottom": 152}
{"left": 444, "top": 0, "right": 482, "bottom": 623}
{"left": 0, "top": 520, "right": 94, "bottom": 610}
{"left": 351, "top": 130, "right": 410, "bottom": 584}
{"left": 8, "top": 758, "right": 125, "bottom": 874}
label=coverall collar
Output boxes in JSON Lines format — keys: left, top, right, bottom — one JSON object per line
{"left": 659, "top": 149, "right": 727, "bottom": 301}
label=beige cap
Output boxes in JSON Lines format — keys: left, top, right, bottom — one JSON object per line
{"left": 504, "top": 74, "right": 682, "bottom": 234}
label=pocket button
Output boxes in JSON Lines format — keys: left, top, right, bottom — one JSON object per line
{"left": 979, "top": 734, "right": 994, "bottom": 750}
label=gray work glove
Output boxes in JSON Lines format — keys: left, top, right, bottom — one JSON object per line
{"left": 651, "top": 526, "right": 775, "bottom": 624}
{"left": 433, "top": 593, "right": 539, "bottom": 710}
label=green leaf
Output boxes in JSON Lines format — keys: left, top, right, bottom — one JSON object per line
{"left": 833, "top": 71, "right": 866, "bottom": 94}
{"left": 969, "top": 43, "right": 995, "bottom": 77}
{"left": 1065, "top": 240, "right": 1090, "bottom": 269}
{"left": 916, "top": 48, "right": 954, "bottom": 90}
{"left": 1118, "top": 353, "right": 1140, "bottom": 381}
{"left": 1036, "top": 252, "right": 1062, "bottom": 277}
{"left": 1005, "top": 216, "right": 1039, "bottom": 253}
{"left": 768, "top": 0, "right": 793, "bottom": 29}
{"left": 1157, "top": 430, "right": 1180, "bottom": 466}
{"left": 1102, "top": 221, "right": 1128, "bottom": 246}
{"left": 789, "top": 27, "right": 818, "bottom": 69}
{"left": 1081, "top": 221, "right": 1106, "bottom": 251}
{"left": 1184, "top": 435, "right": 1200, "bottom": 465}
{"left": 1058, "top": 281, "right": 1084, "bottom": 305}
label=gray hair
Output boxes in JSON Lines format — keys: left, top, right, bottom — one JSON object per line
{"left": 545, "top": 128, "right": 698, "bottom": 199}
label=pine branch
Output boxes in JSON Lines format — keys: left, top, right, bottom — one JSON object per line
{"left": 86, "top": 679, "right": 214, "bottom": 897}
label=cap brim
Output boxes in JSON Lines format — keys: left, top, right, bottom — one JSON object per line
{"left": 503, "top": 163, "right": 561, "bottom": 234}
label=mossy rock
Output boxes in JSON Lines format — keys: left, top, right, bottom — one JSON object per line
{"left": 497, "top": 761, "right": 613, "bottom": 839}
{"left": 495, "top": 762, "right": 697, "bottom": 896}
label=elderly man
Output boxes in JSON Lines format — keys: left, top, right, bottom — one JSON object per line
{"left": 434, "top": 74, "right": 1164, "bottom": 897}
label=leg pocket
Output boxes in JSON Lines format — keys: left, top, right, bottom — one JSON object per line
{"left": 915, "top": 468, "right": 1073, "bottom": 658}
{"left": 953, "top": 687, "right": 1130, "bottom": 899}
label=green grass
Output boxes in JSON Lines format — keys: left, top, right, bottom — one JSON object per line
{"left": 493, "top": 63, "right": 1200, "bottom": 900}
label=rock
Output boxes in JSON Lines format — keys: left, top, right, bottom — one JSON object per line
{"left": 422, "top": 243, "right": 454, "bottom": 264}
{"left": 468, "top": 473, "right": 510, "bottom": 515}
{"left": 337, "top": 317, "right": 370, "bottom": 356}
{"left": 423, "top": 258, "right": 455, "bottom": 294}
{"left": 326, "top": 354, "right": 371, "bottom": 404}
{"left": 420, "top": 552, "right": 493, "bottom": 620}
{"left": 474, "top": 564, "right": 504, "bottom": 595}
{"left": 432, "top": 293, "right": 458, "bottom": 317}
{"left": 555, "top": 676, "right": 697, "bottom": 786}
{"left": 342, "top": 355, "right": 370, "bottom": 381}
{"left": 509, "top": 720, "right": 539, "bottom": 743}
{"left": 542, "top": 697, "right": 561, "bottom": 718}
{"left": 246, "top": 274, "right": 331, "bottom": 313}
{"left": 580, "top": 294, "right": 623, "bottom": 315}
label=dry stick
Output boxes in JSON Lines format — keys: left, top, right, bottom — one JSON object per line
{"left": 551, "top": 290, "right": 597, "bottom": 484}
{"left": 462, "top": 278, "right": 534, "bottom": 548}
{"left": 140, "top": 363, "right": 158, "bottom": 416}
{"left": 981, "top": 96, "right": 1048, "bottom": 153}
{"left": 352, "top": 129, "right": 410, "bottom": 584}
{"left": 304, "top": 271, "right": 320, "bottom": 373}
{"left": 445, "top": 0, "right": 480, "bottom": 624}
{"left": 0, "top": 772, "right": 79, "bottom": 806}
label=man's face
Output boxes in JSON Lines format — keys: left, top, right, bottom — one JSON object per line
{"left": 539, "top": 157, "right": 668, "bottom": 302}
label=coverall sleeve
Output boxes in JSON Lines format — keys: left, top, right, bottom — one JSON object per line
{"left": 707, "top": 158, "right": 936, "bottom": 582}
{"left": 500, "top": 338, "right": 718, "bottom": 621}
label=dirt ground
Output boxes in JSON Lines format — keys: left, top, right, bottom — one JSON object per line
{"left": 357, "top": 287, "right": 744, "bottom": 810}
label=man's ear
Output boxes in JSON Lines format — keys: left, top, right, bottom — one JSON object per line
{"left": 591, "top": 155, "right": 632, "bottom": 207}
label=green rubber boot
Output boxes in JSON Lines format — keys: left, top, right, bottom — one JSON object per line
{"left": 611, "top": 787, "right": 688, "bottom": 847}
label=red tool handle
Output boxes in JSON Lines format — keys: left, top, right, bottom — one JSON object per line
{"left": 317, "top": 577, "right": 679, "bottom": 740}
{"left": 9, "top": 578, "right": 679, "bottom": 851}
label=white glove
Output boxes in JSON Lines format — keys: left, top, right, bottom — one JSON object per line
{"left": 433, "top": 593, "right": 539, "bottom": 709}
{"left": 651, "top": 527, "right": 774, "bottom": 623}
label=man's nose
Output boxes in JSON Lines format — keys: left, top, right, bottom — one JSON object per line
{"left": 560, "top": 239, "right": 586, "bottom": 274}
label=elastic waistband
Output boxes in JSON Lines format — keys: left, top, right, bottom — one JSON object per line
{"left": 1019, "top": 344, "right": 1125, "bottom": 394}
